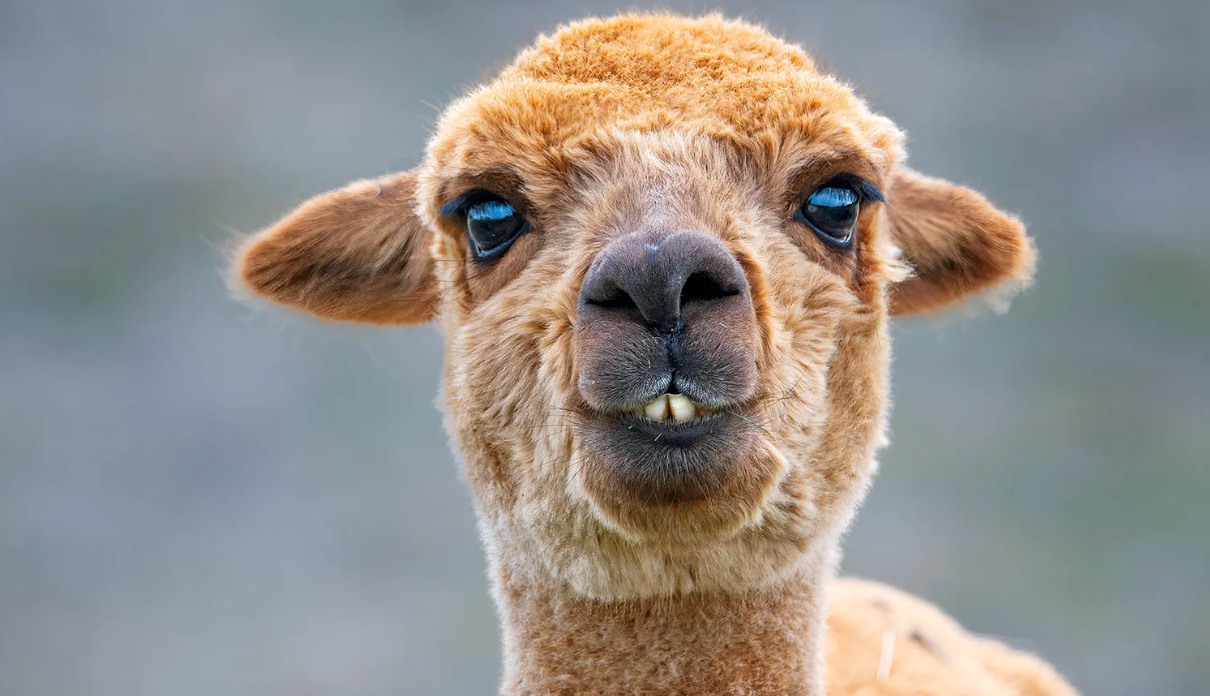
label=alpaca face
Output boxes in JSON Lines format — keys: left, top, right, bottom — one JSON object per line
{"left": 235, "top": 15, "right": 1035, "bottom": 600}
{"left": 423, "top": 129, "right": 901, "bottom": 598}
{"left": 418, "top": 18, "right": 910, "bottom": 599}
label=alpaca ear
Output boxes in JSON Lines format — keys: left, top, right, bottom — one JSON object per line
{"left": 886, "top": 168, "right": 1035, "bottom": 316}
{"left": 233, "top": 170, "right": 438, "bottom": 325}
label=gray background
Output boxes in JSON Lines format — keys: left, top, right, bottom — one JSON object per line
{"left": 2, "top": 1, "right": 1208, "bottom": 694}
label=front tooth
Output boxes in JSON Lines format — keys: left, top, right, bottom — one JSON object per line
{"left": 668, "top": 393, "right": 695, "bottom": 424}
{"left": 644, "top": 394, "right": 669, "bottom": 421}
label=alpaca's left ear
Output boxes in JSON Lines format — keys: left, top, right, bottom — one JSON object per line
{"left": 886, "top": 168, "right": 1036, "bottom": 316}
{"left": 232, "top": 170, "right": 438, "bottom": 325}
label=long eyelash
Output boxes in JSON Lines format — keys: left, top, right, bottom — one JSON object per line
{"left": 440, "top": 193, "right": 473, "bottom": 217}
{"left": 439, "top": 189, "right": 507, "bottom": 217}
{"left": 824, "top": 174, "right": 883, "bottom": 203}
{"left": 853, "top": 179, "right": 884, "bottom": 203}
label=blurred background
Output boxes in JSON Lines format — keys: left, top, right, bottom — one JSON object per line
{"left": 2, "top": 0, "right": 1207, "bottom": 694}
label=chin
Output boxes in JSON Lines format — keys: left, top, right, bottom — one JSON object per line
{"left": 549, "top": 455, "right": 826, "bottom": 601}
{"left": 522, "top": 400, "right": 827, "bottom": 601}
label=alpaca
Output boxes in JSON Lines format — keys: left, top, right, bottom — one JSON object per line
{"left": 232, "top": 14, "right": 1079, "bottom": 696}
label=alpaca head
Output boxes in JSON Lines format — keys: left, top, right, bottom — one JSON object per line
{"left": 235, "top": 14, "right": 1034, "bottom": 601}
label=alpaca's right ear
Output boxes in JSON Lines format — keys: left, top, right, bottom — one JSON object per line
{"left": 233, "top": 170, "right": 437, "bottom": 325}
{"left": 885, "top": 168, "right": 1035, "bottom": 316}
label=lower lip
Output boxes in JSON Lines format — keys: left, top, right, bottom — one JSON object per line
{"left": 578, "top": 409, "right": 760, "bottom": 507}
{"left": 615, "top": 411, "right": 727, "bottom": 446}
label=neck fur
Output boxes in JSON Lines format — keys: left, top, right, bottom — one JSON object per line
{"left": 493, "top": 553, "right": 834, "bottom": 696}
{"left": 467, "top": 305, "right": 890, "bottom": 696}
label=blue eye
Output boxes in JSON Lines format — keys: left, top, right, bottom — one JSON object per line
{"left": 807, "top": 187, "right": 858, "bottom": 208}
{"left": 798, "top": 183, "right": 861, "bottom": 246}
{"left": 468, "top": 200, "right": 516, "bottom": 222}
{"left": 463, "top": 197, "right": 527, "bottom": 259}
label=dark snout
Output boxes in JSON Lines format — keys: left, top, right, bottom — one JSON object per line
{"left": 574, "top": 229, "right": 763, "bottom": 506}
{"left": 576, "top": 229, "right": 759, "bottom": 410}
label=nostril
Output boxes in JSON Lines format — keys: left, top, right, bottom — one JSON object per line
{"left": 680, "top": 272, "right": 739, "bottom": 305}
{"left": 579, "top": 230, "right": 748, "bottom": 330}
{"left": 586, "top": 287, "right": 639, "bottom": 311}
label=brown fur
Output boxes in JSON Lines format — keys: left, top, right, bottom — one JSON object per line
{"left": 826, "top": 578, "right": 1079, "bottom": 696}
{"left": 232, "top": 13, "right": 1073, "bottom": 696}
{"left": 236, "top": 172, "right": 436, "bottom": 324}
{"left": 887, "top": 169, "right": 1035, "bottom": 315}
